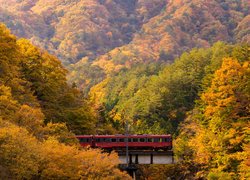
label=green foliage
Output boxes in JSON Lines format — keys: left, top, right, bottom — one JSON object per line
{"left": 91, "top": 43, "right": 248, "bottom": 135}
{"left": 90, "top": 63, "right": 163, "bottom": 133}
{"left": 90, "top": 43, "right": 249, "bottom": 179}
{"left": 207, "top": 171, "right": 234, "bottom": 180}
{"left": 67, "top": 59, "right": 106, "bottom": 96}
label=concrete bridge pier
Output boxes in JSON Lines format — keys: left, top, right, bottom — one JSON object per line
{"left": 118, "top": 150, "right": 174, "bottom": 165}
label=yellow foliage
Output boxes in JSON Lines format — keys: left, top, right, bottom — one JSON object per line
{"left": 0, "top": 119, "right": 41, "bottom": 179}
{"left": 202, "top": 58, "right": 249, "bottom": 123}
{"left": 14, "top": 105, "right": 44, "bottom": 132}
{"left": 238, "top": 143, "right": 250, "bottom": 179}
{"left": 89, "top": 77, "right": 110, "bottom": 106}
{"left": 176, "top": 57, "right": 250, "bottom": 178}
{"left": 0, "top": 120, "right": 130, "bottom": 179}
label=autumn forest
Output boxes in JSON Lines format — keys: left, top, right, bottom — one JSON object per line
{"left": 0, "top": 0, "right": 249, "bottom": 179}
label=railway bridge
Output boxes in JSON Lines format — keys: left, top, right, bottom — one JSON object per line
{"left": 118, "top": 150, "right": 174, "bottom": 165}
{"left": 76, "top": 134, "right": 174, "bottom": 179}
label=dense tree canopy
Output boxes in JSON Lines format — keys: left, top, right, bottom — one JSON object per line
{"left": 0, "top": 24, "right": 129, "bottom": 179}
{"left": 0, "top": 0, "right": 249, "bottom": 95}
{"left": 175, "top": 56, "right": 249, "bottom": 179}
{"left": 0, "top": 0, "right": 249, "bottom": 178}
{"left": 90, "top": 42, "right": 249, "bottom": 136}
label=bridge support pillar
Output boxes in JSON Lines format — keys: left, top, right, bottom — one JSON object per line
{"left": 118, "top": 150, "right": 174, "bottom": 165}
{"left": 119, "top": 164, "right": 137, "bottom": 180}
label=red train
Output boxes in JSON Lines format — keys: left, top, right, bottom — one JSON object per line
{"left": 76, "top": 134, "right": 172, "bottom": 150}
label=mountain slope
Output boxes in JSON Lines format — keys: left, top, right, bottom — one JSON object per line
{"left": 68, "top": 0, "right": 250, "bottom": 91}
{"left": 0, "top": 0, "right": 166, "bottom": 64}
{"left": 0, "top": 0, "right": 249, "bottom": 93}
{"left": 92, "top": 0, "right": 250, "bottom": 72}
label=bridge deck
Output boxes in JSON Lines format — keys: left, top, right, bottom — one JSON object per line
{"left": 117, "top": 150, "right": 174, "bottom": 165}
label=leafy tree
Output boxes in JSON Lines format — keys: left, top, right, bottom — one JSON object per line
{"left": 17, "top": 39, "right": 97, "bottom": 134}
{"left": 175, "top": 57, "right": 250, "bottom": 179}
{"left": 0, "top": 25, "right": 130, "bottom": 179}
{"left": 0, "top": 24, "right": 38, "bottom": 106}
{"left": 0, "top": 119, "right": 41, "bottom": 179}
{"left": 92, "top": 43, "right": 238, "bottom": 134}
{"left": 0, "top": 120, "right": 130, "bottom": 179}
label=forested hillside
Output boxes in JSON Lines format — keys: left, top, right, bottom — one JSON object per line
{"left": 174, "top": 56, "right": 250, "bottom": 179}
{"left": 70, "top": 0, "right": 250, "bottom": 91}
{"left": 0, "top": 0, "right": 166, "bottom": 64}
{"left": 1, "top": 0, "right": 249, "bottom": 93}
{"left": 0, "top": 0, "right": 249, "bottom": 179}
{"left": 0, "top": 24, "right": 130, "bottom": 179}
{"left": 93, "top": 0, "right": 250, "bottom": 70}
{"left": 90, "top": 43, "right": 249, "bottom": 134}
